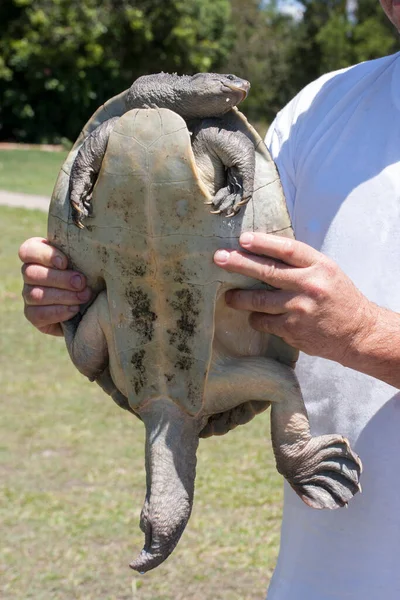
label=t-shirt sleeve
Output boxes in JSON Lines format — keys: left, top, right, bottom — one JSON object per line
{"left": 265, "top": 104, "right": 298, "bottom": 220}
{"left": 264, "top": 69, "right": 344, "bottom": 221}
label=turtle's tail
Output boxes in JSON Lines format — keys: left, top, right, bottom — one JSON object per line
{"left": 130, "top": 398, "right": 199, "bottom": 573}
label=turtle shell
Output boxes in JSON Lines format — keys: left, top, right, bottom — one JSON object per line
{"left": 48, "top": 98, "right": 298, "bottom": 435}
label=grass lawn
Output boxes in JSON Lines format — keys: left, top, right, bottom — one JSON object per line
{"left": 0, "top": 150, "right": 68, "bottom": 197}
{"left": 0, "top": 206, "right": 283, "bottom": 599}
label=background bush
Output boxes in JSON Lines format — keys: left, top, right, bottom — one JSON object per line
{"left": 0, "top": 0, "right": 399, "bottom": 143}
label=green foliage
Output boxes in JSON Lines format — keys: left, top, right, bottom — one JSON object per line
{"left": 293, "top": 0, "right": 400, "bottom": 90}
{"left": 0, "top": 0, "right": 232, "bottom": 142}
{"left": 353, "top": 0, "right": 400, "bottom": 63}
{"left": 1, "top": 0, "right": 399, "bottom": 142}
{"left": 316, "top": 12, "right": 353, "bottom": 73}
{"left": 221, "top": 0, "right": 299, "bottom": 127}
{"left": 290, "top": 1, "right": 348, "bottom": 90}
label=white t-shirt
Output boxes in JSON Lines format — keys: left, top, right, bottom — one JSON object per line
{"left": 265, "top": 52, "right": 400, "bottom": 599}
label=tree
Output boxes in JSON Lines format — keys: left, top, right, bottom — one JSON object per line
{"left": 289, "top": 1, "right": 350, "bottom": 91}
{"left": 221, "top": 0, "right": 298, "bottom": 127}
{"left": 353, "top": 0, "right": 399, "bottom": 63}
{"left": 0, "top": 0, "right": 233, "bottom": 142}
{"left": 1, "top": 0, "right": 399, "bottom": 142}
{"left": 292, "top": 0, "right": 400, "bottom": 91}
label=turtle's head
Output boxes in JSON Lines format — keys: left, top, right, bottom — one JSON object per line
{"left": 126, "top": 72, "right": 250, "bottom": 119}
{"left": 184, "top": 73, "right": 250, "bottom": 118}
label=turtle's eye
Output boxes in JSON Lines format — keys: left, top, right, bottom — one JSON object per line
{"left": 226, "top": 75, "right": 236, "bottom": 81}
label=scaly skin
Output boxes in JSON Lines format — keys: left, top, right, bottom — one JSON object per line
{"left": 70, "top": 72, "right": 254, "bottom": 227}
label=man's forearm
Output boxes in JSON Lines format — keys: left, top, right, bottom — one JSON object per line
{"left": 342, "top": 304, "right": 400, "bottom": 389}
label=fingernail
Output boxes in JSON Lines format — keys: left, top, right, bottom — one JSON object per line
{"left": 53, "top": 255, "right": 64, "bottom": 269}
{"left": 214, "top": 250, "right": 230, "bottom": 264}
{"left": 225, "top": 290, "right": 233, "bottom": 305}
{"left": 71, "top": 274, "right": 83, "bottom": 290}
{"left": 240, "top": 232, "right": 254, "bottom": 246}
{"left": 77, "top": 288, "right": 91, "bottom": 302}
{"left": 68, "top": 305, "right": 80, "bottom": 313}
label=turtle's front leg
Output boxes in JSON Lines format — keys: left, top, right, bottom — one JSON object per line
{"left": 206, "top": 356, "right": 362, "bottom": 509}
{"left": 191, "top": 119, "right": 255, "bottom": 217}
{"left": 70, "top": 116, "right": 120, "bottom": 228}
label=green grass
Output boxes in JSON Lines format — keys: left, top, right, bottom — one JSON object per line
{"left": 0, "top": 206, "right": 283, "bottom": 599}
{"left": 0, "top": 150, "right": 68, "bottom": 196}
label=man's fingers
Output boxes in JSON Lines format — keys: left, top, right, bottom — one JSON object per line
{"left": 214, "top": 249, "right": 301, "bottom": 290}
{"left": 239, "top": 232, "right": 318, "bottom": 268}
{"left": 23, "top": 283, "right": 91, "bottom": 306}
{"left": 22, "top": 263, "right": 88, "bottom": 293}
{"left": 226, "top": 288, "right": 292, "bottom": 314}
{"left": 248, "top": 312, "right": 286, "bottom": 338}
{"left": 18, "top": 237, "right": 68, "bottom": 270}
{"left": 24, "top": 304, "right": 80, "bottom": 329}
{"left": 19, "top": 238, "right": 89, "bottom": 337}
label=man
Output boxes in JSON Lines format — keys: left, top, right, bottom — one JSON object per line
{"left": 19, "top": 2, "right": 400, "bottom": 596}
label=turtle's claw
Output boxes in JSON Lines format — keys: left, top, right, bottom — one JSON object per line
{"left": 71, "top": 193, "right": 92, "bottom": 228}
{"left": 71, "top": 202, "right": 84, "bottom": 228}
{"left": 76, "top": 219, "right": 85, "bottom": 230}
{"left": 212, "top": 189, "right": 242, "bottom": 216}
{"left": 210, "top": 167, "right": 252, "bottom": 217}
{"left": 236, "top": 196, "right": 251, "bottom": 207}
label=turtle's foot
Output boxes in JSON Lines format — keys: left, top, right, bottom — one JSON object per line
{"left": 210, "top": 168, "right": 251, "bottom": 217}
{"left": 71, "top": 197, "right": 91, "bottom": 229}
{"left": 70, "top": 181, "right": 94, "bottom": 228}
{"left": 281, "top": 434, "right": 362, "bottom": 510}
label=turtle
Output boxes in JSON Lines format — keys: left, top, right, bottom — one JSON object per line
{"left": 47, "top": 80, "right": 362, "bottom": 575}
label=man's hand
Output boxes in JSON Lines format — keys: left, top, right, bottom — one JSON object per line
{"left": 19, "top": 237, "right": 91, "bottom": 336}
{"left": 214, "top": 232, "right": 378, "bottom": 366}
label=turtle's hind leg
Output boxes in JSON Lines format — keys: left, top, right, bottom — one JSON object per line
{"left": 70, "top": 116, "right": 119, "bottom": 228}
{"left": 270, "top": 390, "right": 362, "bottom": 510}
{"left": 206, "top": 356, "right": 362, "bottom": 509}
